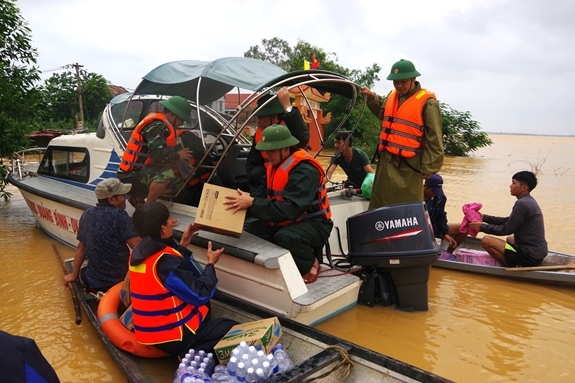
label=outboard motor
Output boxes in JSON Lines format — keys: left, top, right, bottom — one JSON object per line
{"left": 347, "top": 202, "right": 439, "bottom": 311}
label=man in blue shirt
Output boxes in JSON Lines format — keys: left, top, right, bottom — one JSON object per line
{"left": 64, "top": 178, "right": 140, "bottom": 292}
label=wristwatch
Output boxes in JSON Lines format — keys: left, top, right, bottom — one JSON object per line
{"left": 284, "top": 105, "right": 293, "bottom": 114}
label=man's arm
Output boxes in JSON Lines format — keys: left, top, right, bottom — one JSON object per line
{"left": 480, "top": 202, "right": 526, "bottom": 236}
{"left": 63, "top": 242, "right": 86, "bottom": 286}
{"left": 421, "top": 98, "right": 444, "bottom": 176}
{"left": 325, "top": 163, "right": 338, "bottom": 181}
{"left": 126, "top": 236, "right": 141, "bottom": 249}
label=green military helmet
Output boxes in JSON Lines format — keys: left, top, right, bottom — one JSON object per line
{"left": 255, "top": 94, "right": 285, "bottom": 116}
{"left": 255, "top": 124, "right": 300, "bottom": 151}
{"left": 386, "top": 59, "right": 421, "bottom": 80}
{"left": 159, "top": 95, "right": 192, "bottom": 122}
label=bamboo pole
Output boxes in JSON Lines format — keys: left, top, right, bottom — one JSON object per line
{"left": 53, "top": 245, "right": 82, "bottom": 325}
{"left": 504, "top": 265, "right": 575, "bottom": 272}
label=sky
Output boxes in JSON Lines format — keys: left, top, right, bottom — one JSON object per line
{"left": 16, "top": 0, "right": 575, "bottom": 135}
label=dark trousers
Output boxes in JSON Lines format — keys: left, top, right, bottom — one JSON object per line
{"left": 244, "top": 219, "right": 328, "bottom": 274}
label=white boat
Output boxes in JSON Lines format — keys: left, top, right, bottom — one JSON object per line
{"left": 8, "top": 57, "right": 374, "bottom": 326}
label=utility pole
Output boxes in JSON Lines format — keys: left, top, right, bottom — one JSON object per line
{"left": 60, "top": 63, "right": 84, "bottom": 130}
{"left": 73, "top": 63, "right": 84, "bottom": 130}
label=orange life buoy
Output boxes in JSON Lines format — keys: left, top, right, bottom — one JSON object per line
{"left": 96, "top": 282, "right": 168, "bottom": 358}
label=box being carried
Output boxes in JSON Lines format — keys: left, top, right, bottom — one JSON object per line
{"left": 195, "top": 184, "right": 246, "bottom": 238}
{"left": 214, "top": 317, "right": 282, "bottom": 364}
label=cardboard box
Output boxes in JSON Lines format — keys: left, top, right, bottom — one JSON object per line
{"left": 214, "top": 317, "right": 282, "bottom": 364}
{"left": 195, "top": 184, "right": 246, "bottom": 238}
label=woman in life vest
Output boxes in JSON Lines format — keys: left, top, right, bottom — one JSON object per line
{"left": 359, "top": 59, "right": 444, "bottom": 209}
{"left": 129, "top": 202, "right": 238, "bottom": 358}
{"left": 225, "top": 125, "right": 333, "bottom": 284}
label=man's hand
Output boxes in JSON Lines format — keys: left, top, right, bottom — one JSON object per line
{"left": 276, "top": 87, "right": 292, "bottom": 109}
{"left": 224, "top": 189, "right": 254, "bottom": 214}
{"left": 443, "top": 234, "right": 458, "bottom": 249}
{"left": 177, "top": 148, "right": 193, "bottom": 161}
{"left": 63, "top": 274, "right": 76, "bottom": 287}
{"left": 180, "top": 222, "right": 201, "bottom": 247}
{"left": 359, "top": 86, "right": 375, "bottom": 99}
{"left": 469, "top": 221, "right": 482, "bottom": 232}
{"left": 206, "top": 241, "right": 224, "bottom": 265}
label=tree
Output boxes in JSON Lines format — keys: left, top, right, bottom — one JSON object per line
{"left": 0, "top": 0, "right": 42, "bottom": 156}
{"left": 40, "top": 69, "right": 111, "bottom": 129}
{"left": 440, "top": 102, "right": 492, "bottom": 156}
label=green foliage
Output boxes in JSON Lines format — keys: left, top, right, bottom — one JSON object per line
{"left": 0, "top": 158, "right": 12, "bottom": 202}
{"left": 0, "top": 0, "right": 42, "bottom": 157}
{"left": 40, "top": 69, "right": 111, "bottom": 129}
{"left": 440, "top": 102, "right": 492, "bottom": 156}
{"left": 244, "top": 38, "right": 381, "bottom": 88}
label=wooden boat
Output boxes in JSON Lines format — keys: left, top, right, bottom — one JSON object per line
{"left": 434, "top": 236, "right": 575, "bottom": 286}
{"left": 64, "top": 259, "right": 452, "bottom": 383}
{"left": 7, "top": 57, "right": 370, "bottom": 326}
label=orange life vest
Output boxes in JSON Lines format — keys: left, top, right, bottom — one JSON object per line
{"left": 128, "top": 246, "right": 209, "bottom": 345}
{"left": 119, "top": 113, "right": 177, "bottom": 173}
{"left": 267, "top": 149, "right": 331, "bottom": 226}
{"left": 254, "top": 129, "right": 270, "bottom": 167}
{"left": 378, "top": 89, "right": 435, "bottom": 158}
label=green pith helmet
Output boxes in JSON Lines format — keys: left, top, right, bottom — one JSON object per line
{"left": 386, "top": 59, "right": 421, "bottom": 80}
{"left": 255, "top": 124, "right": 300, "bottom": 151}
{"left": 255, "top": 94, "right": 285, "bottom": 116}
{"left": 159, "top": 96, "right": 192, "bottom": 122}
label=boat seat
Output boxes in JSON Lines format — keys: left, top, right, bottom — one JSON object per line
{"left": 216, "top": 144, "right": 250, "bottom": 189}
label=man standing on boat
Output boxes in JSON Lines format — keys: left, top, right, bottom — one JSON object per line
{"left": 117, "top": 95, "right": 194, "bottom": 207}
{"left": 63, "top": 178, "right": 140, "bottom": 292}
{"left": 128, "top": 202, "right": 237, "bottom": 358}
{"left": 360, "top": 59, "right": 444, "bottom": 209}
{"left": 469, "top": 171, "right": 548, "bottom": 267}
{"left": 246, "top": 87, "right": 309, "bottom": 198}
{"left": 225, "top": 125, "right": 332, "bottom": 284}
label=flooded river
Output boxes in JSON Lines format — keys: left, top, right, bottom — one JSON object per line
{"left": 1, "top": 134, "right": 575, "bottom": 382}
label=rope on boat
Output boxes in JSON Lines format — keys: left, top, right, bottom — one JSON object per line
{"left": 303, "top": 345, "right": 353, "bottom": 383}
{"left": 89, "top": 291, "right": 106, "bottom": 301}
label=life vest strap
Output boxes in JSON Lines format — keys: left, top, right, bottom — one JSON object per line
{"left": 381, "top": 140, "right": 424, "bottom": 154}
{"left": 132, "top": 301, "right": 187, "bottom": 317}
{"left": 133, "top": 306, "right": 200, "bottom": 333}
{"left": 129, "top": 137, "right": 149, "bottom": 147}
{"left": 130, "top": 290, "right": 176, "bottom": 301}
{"left": 383, "top": 116, "right": 426, "bottom": 132}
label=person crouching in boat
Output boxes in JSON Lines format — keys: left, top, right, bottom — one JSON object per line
{"left": 468, "top": 171, "right": 548, "bottom": 267}
{"left": 423, "top": 174, "right": 458, "bottom": 250}
{"left": 117, "top": 96, "right": 195, "bottom": 208}
{"left": 224, "top": 125, "right": 333, "bottom": 284}
{"left": 129, "top": 202, "right": 238, "bottom": 358}
{"left": 64, "top": 178, "right": 140, "bottom": 293}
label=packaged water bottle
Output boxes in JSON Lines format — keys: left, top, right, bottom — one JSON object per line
{"left": 202, "top": 357, "right": 214, "bottom": 376}
{"left": 247, "top": 346, "right": 257, "bottom": 358}
{"left": 235, "top": 362, "right": 247, "bottom": 383}
{"left": 255, "top": 368, "right": 266, "bottom": 383}
{"left": 265, "top": 354, "right": 278, "bottom": 376}
{"left": 227, "top": 356, "right": 239, "bottom": 379}
{"left": 273, "top": 344, "right": 294, "bottom": 372}
{"left": 245, "top": 367, "right": 257, "bottom": 383}
{"left": 174, "top": 364, "right": 194, "bottom": 383}
{"left": 255, "top": 350, "right": 265, "bottom": 362}
{"left": 240, "top": 353, "right": 250, "bottom": 367}
{"left": 261, "top": 361, "right": 271, "bottom": 378}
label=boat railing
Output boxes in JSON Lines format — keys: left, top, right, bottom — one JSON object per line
{"left": 11, "top": 147, "right": 46, "bottom": 180}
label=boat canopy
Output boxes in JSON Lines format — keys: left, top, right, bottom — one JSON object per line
{"left": 133, "top": 58, "right": 286, "bottom": 104}
{"left": 132, "top": 57, "right": 357, "bottom": 104}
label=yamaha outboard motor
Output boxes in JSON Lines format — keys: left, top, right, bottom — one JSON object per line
{"left": 347, "top": 202, "right": 439, "bottom": 311}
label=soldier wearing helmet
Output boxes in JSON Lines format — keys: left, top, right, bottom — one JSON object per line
{"left": 359, "top": 59, "right": 444, "bottom": 209}
{"left": 225, "top": 125, "right": 332, "bottom": 284}
{"left": 118, "top": 95, "right": 195, "bottom": 207}
{"left": 246, "top": 87, "right": 310, "bottom": 198}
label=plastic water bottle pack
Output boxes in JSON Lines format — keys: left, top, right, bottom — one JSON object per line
{"left": 174, "top": 342, "right": 294, "bottom": 383}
